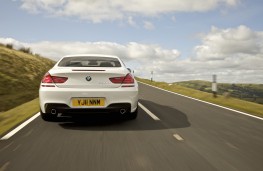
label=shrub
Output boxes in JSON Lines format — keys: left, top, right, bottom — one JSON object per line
{"left": 19, "top": 47, "right": 32, "bottom": 54}
{"left": 6, "top": 44, "right": 14, "bottom": 49}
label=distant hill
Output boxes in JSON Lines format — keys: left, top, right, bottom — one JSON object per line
{"left": 0, "top": 44, "right": 55, "bottom": 112}
{"left": 174, "top": 80, "right": 263, "bottom": 104}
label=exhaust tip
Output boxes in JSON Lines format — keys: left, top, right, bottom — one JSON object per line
{"left": 51, "top": 109, "right": 57, "bottom": 115}
{"left": 120, "top": 109, "right": 126, "bottom": 115}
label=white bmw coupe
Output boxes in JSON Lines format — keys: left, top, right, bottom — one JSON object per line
{"left": 39, "top": 54, "right": 138, "bottom": 121}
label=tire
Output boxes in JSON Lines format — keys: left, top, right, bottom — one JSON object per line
{"left": 40, "top": 110, "right": 56, "bottom": 122}
{"left": 127, "top": 107, "right": 138, "bottom": 120}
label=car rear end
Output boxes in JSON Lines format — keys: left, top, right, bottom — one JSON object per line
{"left": 39, "top": 55, "right": 138, "bottom": 121}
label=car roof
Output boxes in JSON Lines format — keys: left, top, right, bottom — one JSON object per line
{"left": 62, "top": 54, "right": 120, "bottom": 59}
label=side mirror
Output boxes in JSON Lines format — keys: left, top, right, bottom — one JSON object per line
{"left": 127, "top": 68, "right": 132, "bottom": 73}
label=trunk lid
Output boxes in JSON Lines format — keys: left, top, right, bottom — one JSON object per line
{"left": 49, "top": 67, "right": 127, "bottom": 88}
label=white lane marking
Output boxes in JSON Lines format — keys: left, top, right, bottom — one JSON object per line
{"left": 1, "top": 113, "right": 40, "bottom": 140}
{"left": 138, "top": 102, "right": 160, "bottom": 121}
{"left": 138, "top": 81, "right": 263, "bottom": 121}
{"left": 173, "top": 134, "right": 184, "bottom": 141}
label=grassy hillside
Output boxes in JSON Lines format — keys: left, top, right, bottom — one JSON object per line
{"left": 0, "top": 44, "right": 55, "bottom": 112}
{"left": 174, "top": 80, "right": 263, "bottom": 104}
{"left": 136, "top": 77, "right": 263, "bottom": 117}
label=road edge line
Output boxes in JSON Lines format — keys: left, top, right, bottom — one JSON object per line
{"left": 138, "top": 81, "right": 263, "bottom": 121}
{"left": 138, "top": 102, "right": 160, "bottom": 121}
{"left": 1, "top": 113, "right": 40, "bottom": 140}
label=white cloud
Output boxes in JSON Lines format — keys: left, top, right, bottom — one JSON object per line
{"left": 0, "top": 37, "right": 25, "bottom": 49}
{"left": 20, "top": 0, "right": 239, "bottom": 23}
{"left": 19, "top": 41, "right": 179, "bottom": 63}
{"left": 127, "top": 16, "right": 137, "bottom": 27}
{"left": 1, "top": 25, "right": 263, "bottom": 83}
{"left": 189, "top": 25, "right": 263, "bottom": 83}
{"left": 21, "top": 0, "right": 66, "bottom": 14}
{"left": 143, "top": 21, "right": 155, "bottom": 30}
{"left": 195, "top": 25, "right": 263, "bottom": 60}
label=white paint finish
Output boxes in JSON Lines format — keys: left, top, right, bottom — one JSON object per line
{"left": 138, "top": 81, "right": 263, "bottom": 121}
{"left": 212, "top": 82, "right": 217, "bottom": 92}
{"left": 138, "top": 102, "right": 160, "bottom": 121}
{"left": 40, "top": 55, "right": 139, "bottom": 114}
{"left": 173, "top": 134, "right": 184, "bottom": 141}
{"left": 0, "top": 113, "right": 40, "bottom": 140}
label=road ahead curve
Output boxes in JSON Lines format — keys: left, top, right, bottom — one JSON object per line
{"left": 1, "top": 83, "right": 263, "bottom": 171}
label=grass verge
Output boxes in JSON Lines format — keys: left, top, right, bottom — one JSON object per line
{"left": 0, "top": 44, "right": 55, "bottom": 112}
{"left": 137, "top": 77, "right": 263, "bottom": 118}
{"left": 0, "top": 98, "right": 39, "bottom": 136}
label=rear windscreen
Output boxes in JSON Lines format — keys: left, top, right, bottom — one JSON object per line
{"left": 58, "top": 57, "right": 122, "bottom": 67}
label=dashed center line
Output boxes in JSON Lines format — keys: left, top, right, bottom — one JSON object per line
{"left": 138, "top": 102, "right": 160, "bottom": 121}
{"left": 173, "top": 134, "right": 184, "bottom": 141}
{"left": 139, "top": 102, "right": 185, "bottom": 142}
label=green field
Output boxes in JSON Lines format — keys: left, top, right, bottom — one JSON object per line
{"left": 175, "top": 80, "right": 263, "bottom": 104}
{"left": 136, "top": 77, "right": 263, "bottom": 118}
{"left": 0, "top": 44, "right": 55, "bottom": 112}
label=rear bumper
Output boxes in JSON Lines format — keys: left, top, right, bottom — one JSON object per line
{"left": 39, "top": 86, "right": 138, "bottom": 113}
{"left": 42, "top": 103, "right": 131, "bottom": 116}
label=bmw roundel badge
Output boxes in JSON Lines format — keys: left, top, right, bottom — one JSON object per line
{"left": 86, "top": 76, "right": 92, "bottom": 81}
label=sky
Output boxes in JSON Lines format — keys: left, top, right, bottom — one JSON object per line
{"left": 0, "top": 0, "right": 263, "bottom": 83}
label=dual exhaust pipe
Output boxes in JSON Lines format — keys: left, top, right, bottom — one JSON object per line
{"left": 120, "top": 109, "right": 126, "bottom": 115}
{"left": 51, "top": 109, "right": 57, "bottom": 115}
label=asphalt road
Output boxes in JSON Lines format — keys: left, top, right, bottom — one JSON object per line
{"left": 1, "top": 82, "right": 263, "bottom": 171}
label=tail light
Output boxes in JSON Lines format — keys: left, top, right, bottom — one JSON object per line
{"left": 42, "top": 73, "right": 68, "bottom": 84}
{"left": 41, "top": 73, "right": 53, "bottom": 83}
{"left": 122, "top": 74, "right": 134, "bottom": 84}
{"left": 109, "top": 73, "right": 134, "bottom": 87}
{"left": 52, "top": 76, "right": 68, "bottom": 83}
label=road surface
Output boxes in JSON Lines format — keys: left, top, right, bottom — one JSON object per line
{"left": 1, "top": 82, "right": 263, "bottom": 171}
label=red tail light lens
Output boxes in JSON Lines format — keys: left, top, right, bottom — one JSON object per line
{"left": 109, "top": 74, "right": 134, "bottom": 85}
{"left": 41, "top": 73, "right": 68, "bottom": 83}
{"left": 42, "top": 73, "right": 53, "bottom": 83}
{"left": 122, "top": 74, "right": 134, "bottom": 84}
{"left": 52, "top": 76, "right": 68, "bottom": 83}
{"left": 109, "top": 77, "right": 125, "bottom": 84}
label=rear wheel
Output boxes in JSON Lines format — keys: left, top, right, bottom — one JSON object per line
{"left": 127, "top": 107, "right": 138, "bottom": 120}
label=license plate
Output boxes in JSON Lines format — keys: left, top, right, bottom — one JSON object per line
{"left": 72, "top": 98, "right": 105, "bottom": 107}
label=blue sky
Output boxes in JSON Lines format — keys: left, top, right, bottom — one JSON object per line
{"left": 0, "top": 0, "right": 263, "bottom": 83}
